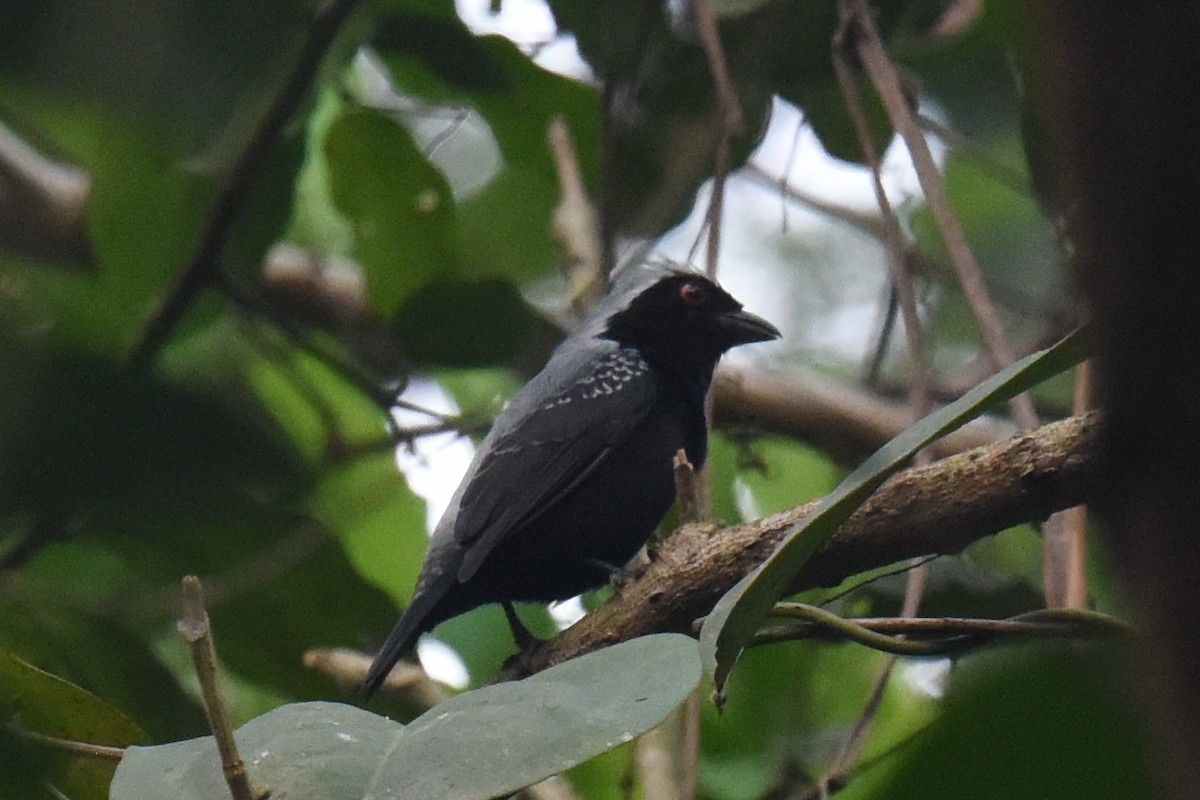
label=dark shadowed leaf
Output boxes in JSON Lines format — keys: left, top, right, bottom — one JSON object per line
{"left": 0, "top": 598, "right": 207, "bottom": 742}
{"left": 836, "top": 643, "right": 1152, "bottom": 800}
{"left": 392, "top": 277, "right": 556, "bottom": 367}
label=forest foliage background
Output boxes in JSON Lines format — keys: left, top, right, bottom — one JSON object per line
{"left": 1, "top": 2, "right": 1189, "bottom": 799}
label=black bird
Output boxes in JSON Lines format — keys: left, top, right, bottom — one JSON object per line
{"left": 362, "top": 268, "right": 779, "bottom": 697}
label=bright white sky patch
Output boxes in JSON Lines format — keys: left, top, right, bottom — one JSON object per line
{"left": 417, "top": 637, "right": 472, "bottom": 689}
{"left": 903, "top": 657, "right": 951, "bottom": 699}
{"left": 392, "top": 378, "right": 475, "bottom": 532}
{"left": 456, "top": 0, "right": 558, "bottom": 45}
{"left": 548, "top": 596, "right": 588, "bottom": 628}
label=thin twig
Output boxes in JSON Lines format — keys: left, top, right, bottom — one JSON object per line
{"left": 689, "top": 0, "right": 743, "bottom": 279}
{"left": 131, "top": 0, "right": 365, "bottom": 368}
{"left": 832, "top": 8, "right": 933, "bottom": 421}
{"left": 738, "top": 161, "right": 1072, "bottom": 327}
{"left": 840, "top": 0, "right": 1086, "bottom": 612}
{"left": 548, "top": 116, "right": 605, "bottom": 313}
{"left": 178, "top": 576, "right": 267, "bottom": 800}
{"left": 678, "top": 691, "right": 701, "bottom": 800}
{"left": 754, "top": 605, "right": 1132, "bottom": 654}
{"left": 672, "top": 450, "right": 704, "bottom": 527}
{"left": 841, "top": 0, "right": 1038, "bottom": 427}
{"left": 1062, "top": 359, "right": 1092, "bottom": 608}
{"left": 5, "top": 719, "right": 126, "bottom": 760}
{"left": 829, "top": 20, "right": 938, "bottom": 787}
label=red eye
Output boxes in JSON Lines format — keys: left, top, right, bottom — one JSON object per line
{"left": 680, "top": 282, "right": 707, "bottom": 306}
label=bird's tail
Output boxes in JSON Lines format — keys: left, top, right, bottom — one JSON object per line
{"left": 360, "top": 580, "right": 451, "bottom": 700}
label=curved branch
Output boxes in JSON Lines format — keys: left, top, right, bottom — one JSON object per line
{"left": 511, "top": 412, "right": 1100, "bottom": 676}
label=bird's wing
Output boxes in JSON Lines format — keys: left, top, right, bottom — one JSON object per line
{"left": 452, "top": 342, "right": 657, "bottom": 582}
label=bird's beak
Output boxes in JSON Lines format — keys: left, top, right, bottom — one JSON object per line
{"left": 718, "top": 309, "right": 781, "bottom": 346}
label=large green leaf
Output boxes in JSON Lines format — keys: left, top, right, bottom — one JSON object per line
{"left": 324, "top": 110, "right": 457, "bottom": 316}
{"left": 700, "top": 326, "right": 1089, "bottom": 697}
{"left": 111, "top": 634, "right": 702, "bottom": 800}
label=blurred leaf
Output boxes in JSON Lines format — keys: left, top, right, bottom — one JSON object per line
{"left": 0, "top": 351, "right": 307, "bottom": 523}
{"left": 0, "top": 0, "right": 310, "bottom": 147}
{"left": 840, "top": 643, "right": 1152, "bottom": 800}
{"left": 312, "top": 452, "right": 428, "bottom": 606}
{"left": 0, "top": 105, "right": 213, "bottom": 354}
{"left": 729, "top": 434, "right": 840, "bottom": 520}
{"left": 324, "top": 110, "right": 457, "bottom": 316}
{"left": 701, "top": 326, "right": 1089, "bottom": 696}
{"left": 378, "top": 34, "right": 597, "bottom": 180}
{"left": 0, "top": 649, "right": 146, "bottom": 800}
{"left": 793, "top": 78, "right": 893, "bottom": 166}
{"left": 113, "top": 634, "right": 702, "bottom": 800}
{"left": 393, "top": 277, "right": 555, "bottom": 367}
{"left": 454, "top": 165, "right": 563, "bottom": 284}
{"left": 699, "top": 632, "right": 937, "bottom": 800}
{"left": 0, "top": 573, "right": 205, "bottom": 743}
{"left": 560, "top": 742, "right": 637, "bottom": 800}
{"left": 0, "top": 599, "right": 204, "bottom": 741}
{"left": 206, "top": 533, "right": 402, "bottom": 702}
{"left": 913, "top": 145, "right": 1061, "bottom": 300}
{"left": 374, "top": 32, "right": 599, "bottom": 276}
{"left": 899, "top": 1, "right": 1025, "bottom": 136}
{"left": 372, "top": 11, "right": 510, "bottom": 94}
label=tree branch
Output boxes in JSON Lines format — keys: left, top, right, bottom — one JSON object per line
{"left": 130, "top": 0, "right": 364, "bottom": 368}
{"left": 712, "top": 363, "right": 1018, "bottom": 463}
{"left": 509, "top": 412, "right": 1099, "bottom": 676}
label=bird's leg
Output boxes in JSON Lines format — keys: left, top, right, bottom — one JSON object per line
{"left": 581, "top": 556, "right": 644, "bottom": 592}
{"left": 501, "top": 601, "right": 542, "bottom": 652}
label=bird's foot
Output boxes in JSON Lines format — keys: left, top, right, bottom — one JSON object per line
{"left": 500, "top": 601, "right": 546, "bottom": 678}
{"left": 592, "top": 553, "right": 649, "bottom": 593}
{"left": 607, "top": 563, "right": 640, "bottom": 591}
{"left": 501, "top": 601, "right": 544, "bottom": 652}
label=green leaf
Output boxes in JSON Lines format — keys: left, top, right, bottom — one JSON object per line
{"left": 0, "top": 597, "right": 208, "bottom": 742}
{"left": 111, "top": 634, "right": 702, "bottom": 800}
{"left": 373, "top": 32, "right": 600, "bottom": 278}
{"left": 324, "top": 110, "right": 457, "bottom": 316}
{"left": 392, "top": 277, "right": 556, "bottom": 367}
{"left": 838, "top": 643, "right": 1153, "bottom": 800}
{"left": 0, "top": 648, "right": 146, "bottom": 800}
{"left": 792, "top": 78, "right": 893, "bottom": 166}
{"left": 312, "top": 452, "right": 429, "bottom": 606}
{"left": 700, "top": 326, "right": 1089, "bottom": 697}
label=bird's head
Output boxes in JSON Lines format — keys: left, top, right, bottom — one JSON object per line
{"left": 601, "top": 272, "right": 780, "bottom": 368}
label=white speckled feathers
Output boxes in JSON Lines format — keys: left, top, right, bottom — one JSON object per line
{"left": 451, "top": 339, "right": 657, "bottom": 582}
